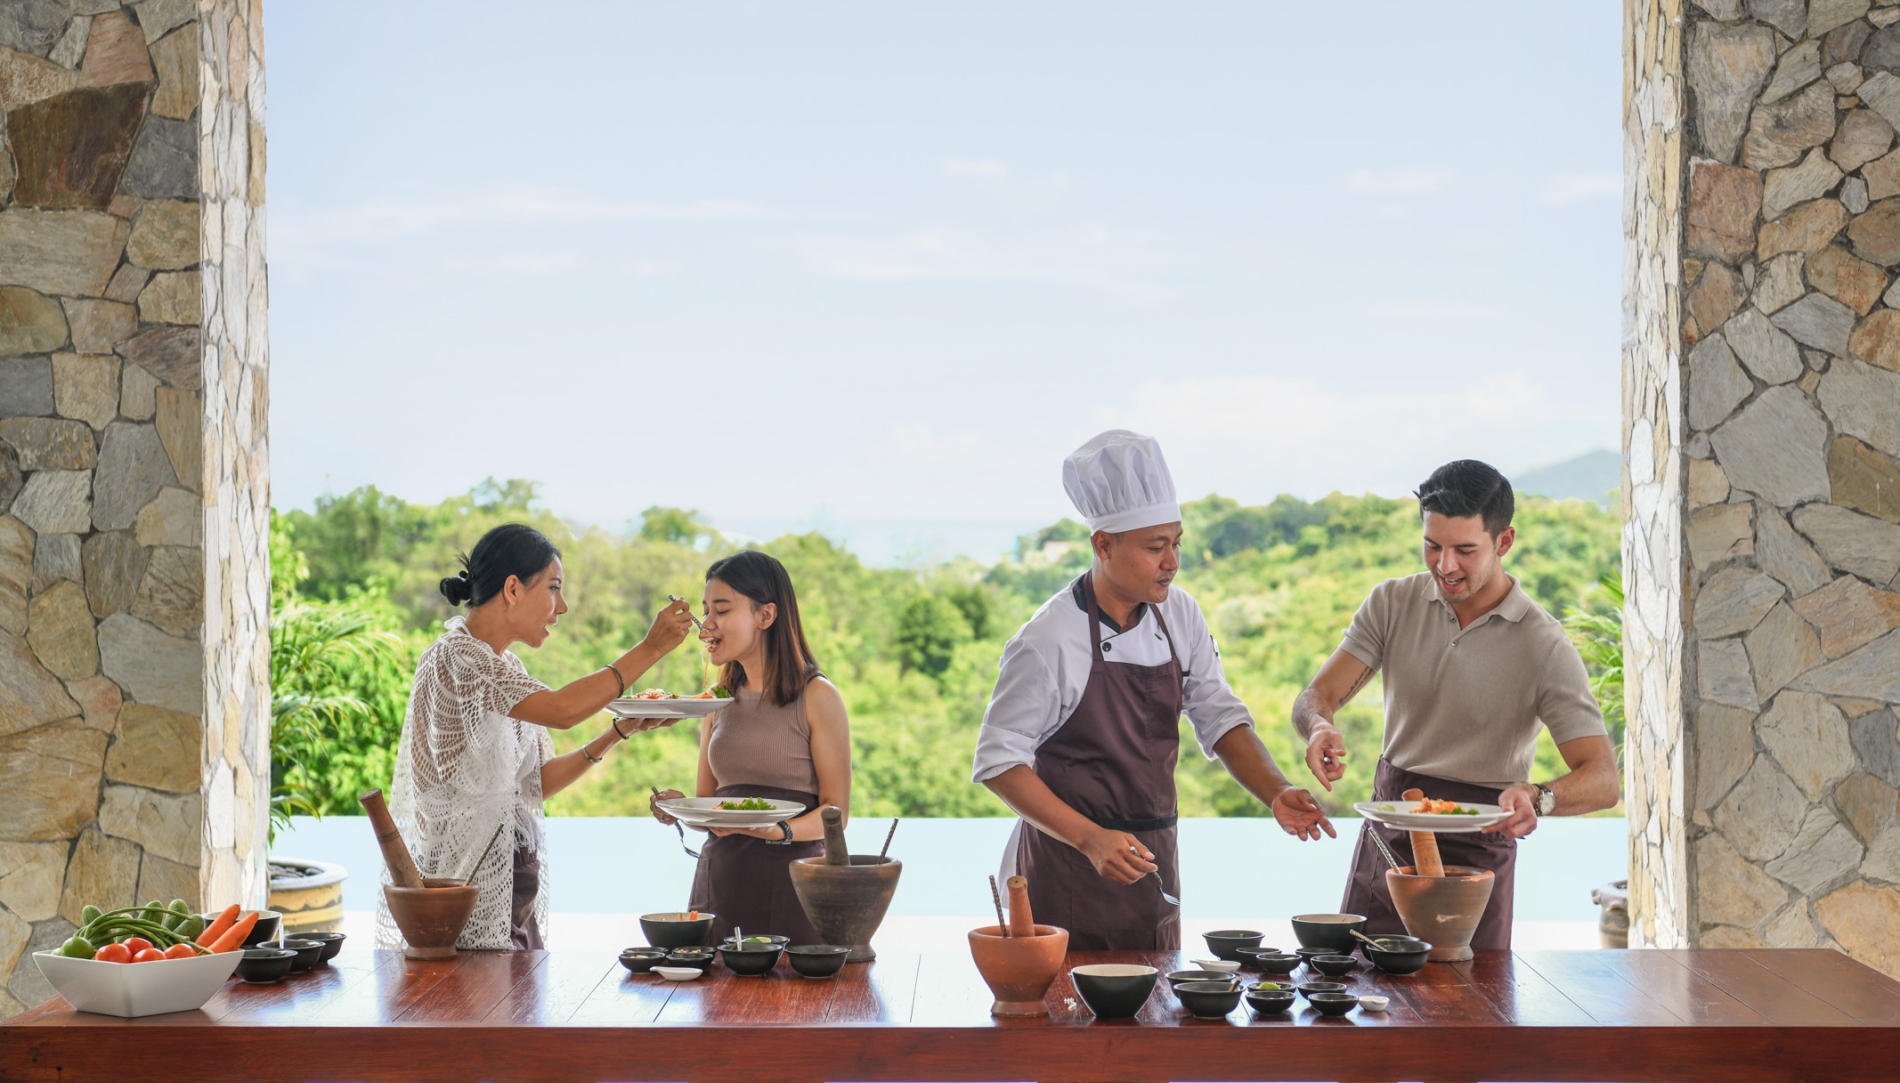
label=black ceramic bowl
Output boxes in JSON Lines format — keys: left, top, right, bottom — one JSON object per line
{"left": 1310, "top": 953, "right": 1357, "bottom": 977}
{"left": 640, "top": 912, "right": 716, "bottom": 949}
{"left": 1294, "top": 946, "right": 1333, "bottom": 967}
{"left": 1289, "top": 913, "right": 1367, "bottom": 952}
{"left": 784, "top": 945, "right": 851, "bottom": 979}
{"left": 1295, "top": 980, "right": 1348, "bottom": 999}
{"left": 1165, "top": 969, "right": 1231, "bottom": 988}
{"left": 719, "top": 944, "right": 785, "bottom": 976}
{"left": 1356, "top": 933, "right": 1429, "bottom": 958}
{"left": 1070, "top": 964, "right": 1159, "bottom": 1020}
{"left": 235, "top": 947, "right": 297, "bottom": 984}
{"left": 664, "top": 947, "right": 716, "bottom": 973}
{"left": 619, "top": 949, "right": 667, "bottom": 974}
{"left": 1306, "top": 991, "right": 1360, "bottom": 1017}
{"left": 1230, "top": 946, "right": 1281, "bottom": 969}
{"left": 1201, "top": 929, "right": 1264, "bottom": 961}
{"left": 1366, "top": 937, "right": 1433, "bottom": 975}
{"left": 299, "top": 931, "right": 345, "bottom": 963}
{"left": 277, "top": 938, "right": 325, "bottom": 973}
{"left": 1245, "top": 987, "right": 1296, "bottom": 1015}
{"left": 1175, "top": 980, "right": 1243, "bottom": 1019}
{"left": 724, "top": 933, "right": 791, "bottom": 949}
{"left": 199, "top": 910, "right": 282, "bottom": 947}
{"left": 1248, "top": 952, "right": 1300, "bottom": 975}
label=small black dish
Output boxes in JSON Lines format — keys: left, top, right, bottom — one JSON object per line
{"left": 200, "top": 909, "right": 282, "bottom": 948}
{"left": 1294, "top": 946, "right": 1333, "bottom": 967}
{"left": 640, "top": 911, "right": 716, "bottom": 949}
{"left": 1310, "top": 953, "right": 1357, "bottom": 977}
{"left": 1248, "top": 952, "right": 1300, "bottom": 975}
{"left": 1230, "top": 946, "right": 1281, "bottom": 969}
{"left": 1070, "top": 964, "right": 1159, "bottom": 1020}
{"left": 1165, "top": 969, "right": 1230, "bottom": 988}
{"left": 719, "top": 943, "right": 785, "bottom": 976}
{"left": 619, "top": 949, "right": 667, "bottom": 974}
{"left": 1245, "top": 987, "right": 1296, "bottom": 1015}
{"left": 724, "top": 933, "right": 791, "bottom": 949}
{"left": 664, "top": 947, "right": 716, "bottom": 974}
{"left": 1201, "top": 929, "right": 1264, "bottom": 962}
{"left": 1363, "top": 935, "right": 1433, "bottom": 975}
{"left": 299, "top": 931, "right": 345, "bottom": 963}
{"left": 276, "top": 938, "right": 325, "bottom": 973}
{"left": 1174, "top": 980, "right": 1243, "bottom": 1019}
{"left": 234, "top": 947, "right": 297, "bottom": 984}
{"left": 1306, "top": 991, "right": 1360, "bottom": 1017}
{"left": 1290, "top": 913, "right": 1367, "bottom": 952}
{"left": 1295, "top": 981, "right": 1348, "bottom": 999}
{"left": 784, "top": 945, "right": 850, "bottom": 979}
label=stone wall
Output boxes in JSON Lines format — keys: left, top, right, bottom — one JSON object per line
{"left": 1625, "top": 0, "right": 1900, "bottom": 972}
{"left": 0, "top": 0, "right": 268, "bottom": 1018}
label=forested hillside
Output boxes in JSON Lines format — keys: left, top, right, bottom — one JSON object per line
{"left": 271, "top": 482, "right": 1622, "bottom": 820}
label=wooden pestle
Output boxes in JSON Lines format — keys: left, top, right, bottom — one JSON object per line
{"left": 821, "top": 806, "right": 849, "bottom": 866}
{"left": 1005, "top": 875, "right": 1037, "bottom": 938}
{"left": 359, "top": 789, "right": 424, "bottom": 889}
{"left": 1401, "top": 788, "right": 1445, "bottom": 877}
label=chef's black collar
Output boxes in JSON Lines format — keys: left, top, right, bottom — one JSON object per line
{"left": 1070, "top": 575, "right": 1146, "bottom": 635}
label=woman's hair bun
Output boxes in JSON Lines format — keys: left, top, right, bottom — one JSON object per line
{"left": 439, "top": 569, "right": 473, "bottom": 607}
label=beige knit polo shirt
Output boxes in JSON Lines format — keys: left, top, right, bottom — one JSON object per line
{"left": 1338, "top": 572, "right": 1607, "bottom": 790}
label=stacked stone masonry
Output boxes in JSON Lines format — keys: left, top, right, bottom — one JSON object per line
{"left": 0, "top": 0, "right": 268, "bottom": 1019}
{"left": 1629, "top": 0, "right": 1900, "bottom": 974}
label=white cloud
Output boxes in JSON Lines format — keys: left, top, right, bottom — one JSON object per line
{"left": 940, "top": 157, "right": 1074, "bottom": 192}
{"left": 1383, "top": 301, "right": 1502, "bottom": 319}
{"left": 795, "top": 222, "right": 1178, "bottom": 297}
{"left": 437, "top": 250, "right": 582, "bottom": 276}
{"left": 1537, "top": 171, "right": 1621, "bottom": 206}
{"left": 275, "top": 188, "right": 779, "bottom": 246}
{"left": 941, "top": 157, "right": 1012, "bottom": 180}
{"left": 1344, "top": 166, "right": 1456, "bottom": 196}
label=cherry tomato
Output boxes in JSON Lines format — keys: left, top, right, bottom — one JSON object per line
{"left": 162, "top": 943, "right": 196, "bottom": 960}
{"left": 132, "top": 948, "right": 166, "bottom": 963}
{"left": 121, "top": 937, "right": 154, "bottom": 957}
{"left": 94, "top": 942, "right": 131, "bottom": 964}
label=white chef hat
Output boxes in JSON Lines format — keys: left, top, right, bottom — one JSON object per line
{"left": 1062, "top": 429, "right": 1181, "bottom": 534}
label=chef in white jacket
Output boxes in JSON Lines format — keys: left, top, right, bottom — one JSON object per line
{"left": 971, "top": 430, "right": 1333, "bottom": 950}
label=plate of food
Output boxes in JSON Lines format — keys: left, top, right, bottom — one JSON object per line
{"left": 608, "top": 688, "right": 733, "bottom": 720}
{"left": 1353, "top": 799, "right": 1512, "bottom": 832}
{"left": 656, "top": 796, "right": 806, "bottom": 829}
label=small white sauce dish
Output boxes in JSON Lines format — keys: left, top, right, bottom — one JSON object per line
{"left": 1190, "top": 959, "right": 1241, "bottom": 974}
{"left": 652, "top": 966, "right": 702, "bottom": 982}
{"left": 1358, "top": 994, "right": 1390, "bottom": 1012}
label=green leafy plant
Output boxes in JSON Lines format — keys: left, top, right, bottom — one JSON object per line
{"left": 269, "top": 602, "right": 405, "bottom": 842}
{"left": 1562, "top": 569, "right": 1626, "bottom": 769}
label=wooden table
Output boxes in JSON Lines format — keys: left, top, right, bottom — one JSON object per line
{"left": 6, "top": 947, "right": 1900, "bottom": 1082}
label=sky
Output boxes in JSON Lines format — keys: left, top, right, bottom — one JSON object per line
{"left": 266, "top": 2, "right": 1623, "bottom": 566}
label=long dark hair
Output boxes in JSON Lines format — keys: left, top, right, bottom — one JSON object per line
{"left": 439, "top": 524, "right": 562, "bottom": 608}
{"left": 706, "top": 550, "right": 820, "bottom": 706}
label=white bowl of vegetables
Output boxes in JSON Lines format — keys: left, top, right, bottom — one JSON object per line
{"left": 33, "top": 903, "right": 251, "bottom": 1017}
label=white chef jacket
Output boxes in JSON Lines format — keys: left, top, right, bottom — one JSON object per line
{"left": 972, "top": 577, "right": 1256, "bottom": 779}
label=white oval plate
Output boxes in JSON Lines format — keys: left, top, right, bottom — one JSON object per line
{"left": 658, "top": 797, "right": 805, "bottom": 829}
{"left": 1354, "top": 801, "right": 1513, "bottom": 833}
{"left": 608, "top": 697, "right": 731, "bottom": 720}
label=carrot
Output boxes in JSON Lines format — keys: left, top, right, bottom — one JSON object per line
{"left": 209, "top": 911, "right": 258, "bottom": 953}
{"left": 196, "top": 904, "right": 240, "bottom": 947}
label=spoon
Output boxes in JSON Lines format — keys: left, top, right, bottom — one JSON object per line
{"left": 668, "top": 595, "right": 708, "bottom": 637}
{"left": 1350, "top": 928, "right": 1413, "bottom": 952}
{"left": 1365, "top": 827, "right": 1404, "bottom": 873}
{"left": 1130, "top": 846, "right": 1181, "bottom": 906}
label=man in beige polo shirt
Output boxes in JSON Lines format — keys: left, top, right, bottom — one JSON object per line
{"left": 1292, "top": 459, "right": 1619, "bottom": 949}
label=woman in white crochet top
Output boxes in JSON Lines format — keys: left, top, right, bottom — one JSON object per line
{"left": 380, "top": 523, "right": 694, "bottom": 951}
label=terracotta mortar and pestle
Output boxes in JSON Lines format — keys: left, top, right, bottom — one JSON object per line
{"left": 968, "top": 875, "right": 1069, "bottom": 1017}
{"left": 361, "top": 789, "right": 479, "bottom": 960}
{"left": 788, "top": 807, "right": 901, "bottom": 963}
{"left": 1383, "top": 787, "right": 1494, "bottom": 962}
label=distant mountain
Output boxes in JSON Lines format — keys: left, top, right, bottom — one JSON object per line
{"left": 1513, "top": 448, "right": 1621, "bottom": 506}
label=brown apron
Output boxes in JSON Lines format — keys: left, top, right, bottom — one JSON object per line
{"left": 689, "top": 784, "right": 823, "bottom": 945}
{"left": 1341, "top": 758, "right": 1516, "bottom": 950}
{"left": 1017, "top": 573, "right": 1184, "bottom": 951}
{"left": 510, "top": 845, "right": 543, "bottom": 950}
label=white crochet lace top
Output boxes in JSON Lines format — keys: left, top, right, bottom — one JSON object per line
{"left": 376, "top": 617, "right": 555, "bottom": 951}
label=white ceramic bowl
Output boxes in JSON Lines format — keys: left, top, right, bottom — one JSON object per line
{"left": 1358, "top": 994, "right": 1390, "bottom": 1012}
{"left": 33, "top": 950, "right": 241, "bottom": 1018}
{"left": 652, "top": 966, "right": 702, "bottom": 982}
{"left": 1191, "top": 958, "right": 1241, "bottom": 974}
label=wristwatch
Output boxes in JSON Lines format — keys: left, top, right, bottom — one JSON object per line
{"left": 765, "top": 820, "right": 794, "bottom": 845}
{"left": 1533, "top": 783, "right": 1555, "bottom": 816}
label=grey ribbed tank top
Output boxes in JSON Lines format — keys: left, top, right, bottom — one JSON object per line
{"left": 706, "top": 684, "right": 821, "bottom": 795}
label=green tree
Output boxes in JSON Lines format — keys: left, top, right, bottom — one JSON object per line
{"left": 896, "top": 594, "right": 973, "bottom": 677}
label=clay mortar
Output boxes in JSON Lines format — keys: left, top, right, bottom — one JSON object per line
{"left": 384, "top": 877, "right": 478, "bottom": 960}
{"left": 967, "top": 924, "right": 1069, "bottom": 1017}
{"left": 1385, "top": 864, "right": 1494, "bottom": 962}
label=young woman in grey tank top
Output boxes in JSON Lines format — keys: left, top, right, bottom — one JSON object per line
{"left": 648, "top": 551, "right": 851, "bottom": 945}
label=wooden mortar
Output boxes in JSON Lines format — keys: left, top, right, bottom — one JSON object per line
{"left": 383, "top": 878, "right": 479, "bottom": 960}
{"left": 1385, "top": 864, "right": 1495, "bottom": 962}
{"left": 790, "top": 814, "right": 901, "bottom": 964}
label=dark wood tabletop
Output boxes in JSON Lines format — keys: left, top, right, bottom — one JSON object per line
{"left": 5, "top": 947, "right": 1900, "bottom": 1082}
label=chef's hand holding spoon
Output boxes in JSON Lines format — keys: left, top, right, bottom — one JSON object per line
{"left": 1080, "top": 829, "right": 1157, "bottom": 885}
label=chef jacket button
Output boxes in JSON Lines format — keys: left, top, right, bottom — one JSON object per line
{"left": 1102, "top": 642, "right": 1112, "bottom": 653}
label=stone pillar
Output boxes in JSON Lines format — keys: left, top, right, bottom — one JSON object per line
{"left": 1624, "top": 0, "right": 1900, "bottom": 973}
{"left": 0, "top": 0, "right": 269, "bottom": 1017}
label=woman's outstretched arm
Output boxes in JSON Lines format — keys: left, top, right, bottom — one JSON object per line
{"left": 514, "top": 600, "right": 695, "bottom": 729}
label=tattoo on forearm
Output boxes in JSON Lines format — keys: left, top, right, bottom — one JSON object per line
{"left": 1341, "top": 668, "right": 1374, "bottom": 704}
